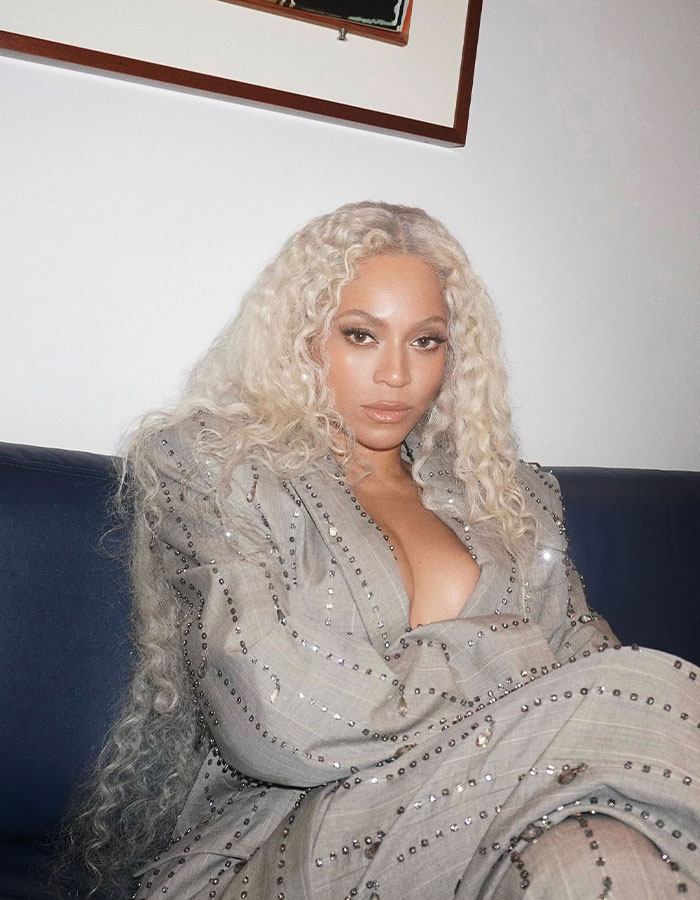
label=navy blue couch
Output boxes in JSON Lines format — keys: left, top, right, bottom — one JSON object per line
{"left": 1, "top": 441, "right": 699, "bottom": 899}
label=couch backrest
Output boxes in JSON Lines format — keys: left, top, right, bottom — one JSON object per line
{"left": 1, "top": 443, "right": 698, "bottom": 843}
{"left": 552, "top": 465, "right": 700, "bottom": 664}
{"left": 0, "top": 442, "right": 132, "bottom": 842}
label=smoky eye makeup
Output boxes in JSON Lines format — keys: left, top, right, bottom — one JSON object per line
{"left": 413, "top": 334, "right": 447, "bottom": 349}
{"left": 340, "top": 326, "right": 376, "bottom": 341}
{"left": 407, "top": 335, "right": 447, "bottom": 354}
{"left": 338, "top": 324, "right": 447, "bottom": 349}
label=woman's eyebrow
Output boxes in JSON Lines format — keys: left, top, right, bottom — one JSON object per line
{"left": 334, "top": 309, "right": 447, "bottom": 328}
{"left": 415, "top": 315, "right": 448, "bottom": 328}
{"left": 334, "top": 309, "right": 384, "bottom": 325}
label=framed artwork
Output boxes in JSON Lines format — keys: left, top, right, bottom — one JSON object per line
{"left": 0, "top": 0, "right": 482, "bottom": 146}
{"left": 221, "top": 0, "right": 414, "bottom": 46}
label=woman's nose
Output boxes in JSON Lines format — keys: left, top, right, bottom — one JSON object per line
{"left": 374, "top": 344, "right": 411, "bottom": 387}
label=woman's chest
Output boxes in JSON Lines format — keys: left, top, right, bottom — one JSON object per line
{"left": 249, "top": 462, "right": 553, "bottom": 647}
{"left": 265, "top": 476, "right": 489, "bottom": 638}
{"left": 355, "top": 492, "right": 481, "bottom": 628}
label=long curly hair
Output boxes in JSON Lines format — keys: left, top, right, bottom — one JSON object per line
{"left": 59, "top": 201, "right": 537, "bottom": 897}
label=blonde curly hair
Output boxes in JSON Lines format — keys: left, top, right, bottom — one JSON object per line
{"left": 60, "top": 201, "right": 537, "bottom": 897}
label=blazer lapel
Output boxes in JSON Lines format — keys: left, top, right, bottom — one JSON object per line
{"left": 415, "top": 456, "right": 521, "bottom": 620}
{"left": 285, "top": 453, "right": 519, "bottom": 649}
{"left": 287, "top": 456, "right": 411, "bottom": 655}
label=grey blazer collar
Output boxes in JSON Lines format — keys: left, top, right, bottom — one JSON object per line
{"left": 286, "top": 456, "right": 410, "bottom": 655}
{"left": 284, "top": 452, "right": 491, "bottom": 654}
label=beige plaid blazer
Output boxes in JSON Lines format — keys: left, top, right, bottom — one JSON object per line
{"left": 134, "top": 419, "right": 700, "bottom": 899}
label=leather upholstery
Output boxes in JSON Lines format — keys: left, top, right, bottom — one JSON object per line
{"left": 0, "top": 443, "right": 131, "bottom": 898}
{"left": 553, "top": 466, "right": 700, "bottom": 664}
{"left": 0, "top": 442, "right": 697, "bottom": 898}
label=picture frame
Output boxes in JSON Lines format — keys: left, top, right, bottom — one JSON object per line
{"left": 220, "top": 0, "right": 414, "bottom": 47}
{"left": 0, "top": 0, "right": 482, "bottom": 146}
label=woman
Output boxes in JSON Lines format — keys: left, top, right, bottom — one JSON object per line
{"left": 70, "top": 202, "right": 700, "bottom": 899}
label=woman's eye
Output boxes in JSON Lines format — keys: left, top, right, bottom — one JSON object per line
{"left": 413, "top": 335, "right": 446, "bottom": 350}
{"left": 343, "top": 329, "right": 375, "bottom": 345}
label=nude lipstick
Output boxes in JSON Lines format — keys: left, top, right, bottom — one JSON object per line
{"left": 360, "top": 402, "right": 412, "bottom": 423}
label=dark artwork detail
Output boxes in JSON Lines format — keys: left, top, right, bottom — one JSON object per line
{"left": 285, "top": 1, "right": 407, "bottom": 29}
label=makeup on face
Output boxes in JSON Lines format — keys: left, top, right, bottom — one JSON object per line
{"left": 325, "top": 254, "right": 447, "bottom": 461}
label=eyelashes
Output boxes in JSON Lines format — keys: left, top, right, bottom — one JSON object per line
{"left": 340, "top": 327, "right": 375, "bottom": 345}
{"left": 340, "top": 327, "right": 446, "bottom": 350}
{"left": 412, "top": 335, "right": 447, "bottom": 350}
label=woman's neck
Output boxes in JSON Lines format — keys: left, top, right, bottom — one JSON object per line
{"left": 345, "top": 445, "right": 413, "bottom": 490}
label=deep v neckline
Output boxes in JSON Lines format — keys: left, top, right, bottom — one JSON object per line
{"left": 357, "top": 489, "right": 484, "bottom": 628}
{"left": 309, "top": 455, "right": 488, "bottom": 631}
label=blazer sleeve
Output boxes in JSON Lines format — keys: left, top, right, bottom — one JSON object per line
{"left": 150, "top": 428, "right": 561, "bottom": 789}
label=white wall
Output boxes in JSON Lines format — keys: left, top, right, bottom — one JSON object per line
{"left": 1, "top": 0, "right": 699, "bottom": 468}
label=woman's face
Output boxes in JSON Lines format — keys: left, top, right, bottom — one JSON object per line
{"left": 325, "top": 254, "right": 448, "bottom": 457}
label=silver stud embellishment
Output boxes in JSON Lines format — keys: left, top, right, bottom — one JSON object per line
{"left": 475, "top": 726, "right": 493, "bottom": 747}
{"left": 398, "top": 691, "right": 408, "bottom": 717}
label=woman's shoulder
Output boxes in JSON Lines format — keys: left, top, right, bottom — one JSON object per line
{"left": 146, "top": 414, "right": 215, "bottom": 483}
{"left": 150, "top": 413, "right": 289, "bottom": 504}
{"left": 515, "top": 460, "right": 567, "bottom": 546}
{"left": 145, "top": 414, "right": 245, "bottom": 493}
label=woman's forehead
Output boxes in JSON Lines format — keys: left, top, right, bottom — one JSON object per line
{"left": 334, "top": 262, "right": 445, "bottom": 333}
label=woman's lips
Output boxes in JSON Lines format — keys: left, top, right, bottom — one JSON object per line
{"left": 361, "top": 403, "right": 412, "bottom": 423}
